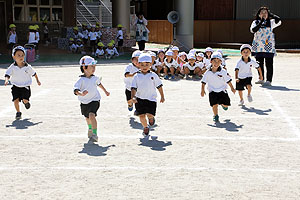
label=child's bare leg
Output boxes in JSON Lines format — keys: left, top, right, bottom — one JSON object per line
{"left": 246, "top": 85, "right": 252, "bottom": 96}
{"left": 212, "top": 104, "right": 218, "bottom": 116}
{"left": 89, "top": 113, "right": 97, "bottom": 135}
{"left": 184, "top": 68, "right": 189, "bottom": 75}
{"left": 14, "top": 99, "right": 20, "bottom": 112}
{"left": 157, "top": 66, "right": 162, "bottom": 74}
{"left": 146, "top": 113, "right": 154, "bottom": 121}
{"left": 170, "top": 67, "right": 175, "bottom": 75}
{"left": 238, "top": 90, "right": 243, "bottom": 101}
{"left": 139, "top": 114, "right": 148, "bottom": 128}
{"left": 127, "top": 99, "right": 133, "bottom": 106}
{"left": 22, "top": 99, "right": 29, "bottom": 104}
{"left": 164, "top": 67, "right": 168, "bottom": 76}
{"left": 194, "top": 68, "right": 201, "bottom": 76}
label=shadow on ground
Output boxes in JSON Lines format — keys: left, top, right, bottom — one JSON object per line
{"left": 79, "top": 143, "right": 115, "bottom": 156}
{"left": 139, "top": 137, "right": 172, "bottom": 151}
{"left": 241, "top": 105, "right": 272, "bottom": 115}
{"left": 6, "top": 118, "right": 42, "bottom": 129}
{"left": 261, "top": 85, "right": 300, "bottom": 91}
{"left": 207, "top": 119, "right": 243, "bottom": 132}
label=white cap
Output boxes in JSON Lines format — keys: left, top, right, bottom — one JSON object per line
{"left": 240, "top": 44, "right": 252, "bottom": 52}
{"left": 197, "top": 53, "right": 204, "bottom": 58}
{"left": 148, "top": 51, "right": 156, "bottom": 57}
{"left": 205, "top": 47, "right": 214, "bottom": 53}
{"left": 187, "top": 53, "right": 196, "bottom": 60}
{"left": 211, "top": 52, "right": 222, "bottom": 60}
{"left": 91, "top": 25, "right": 96, "bottom": 28}
{"left": 216, "top": 49, "right": 223, "bottom": 55}
{"left": 79, "top": 56, "right": 97, "bottom": 66}
{"left": 171, "top": 46, "right": 179, "bottom": 51}
{"left": 165, "top": 50, "right": 173, "bottom": 56}
{"left": 157, "top": 49, "right": 164, "bottom": 54}
{"left": 132, "top": 50, "right": 142, "bottom": 58}
{"left": 189, "top": 49, "right": 197, "bottom": 55}
{"left": 12, "top": 46, "right": 26, "bottom": 57}
{"left": 138, "top": 53, "right": 152, "bottom": 63}
{"left": 178, "top": 52, "right": 187, "bottom": 57}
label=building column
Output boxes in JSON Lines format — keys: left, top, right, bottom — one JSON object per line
{"left": 174, "top": 0, "right": 194, "bottom": 50}
{"left": 112, "top": 0, "right": 130, "bottom": 37}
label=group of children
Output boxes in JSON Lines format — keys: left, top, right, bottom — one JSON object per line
{"left": 69, "top": 23, "right": 123, "bottom": 59}
{"left": 4, "top": 43, "right": 263, "bottom": 143}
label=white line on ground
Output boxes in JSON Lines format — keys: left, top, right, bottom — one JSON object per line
{"left": 0, "top": 134, "right": 298, "bottom": 142}
{"left": 264, "top": 89, "right": 300, "bottom": 137}
{"left": 0, "top": 166, "right": 300, "bottom": 173}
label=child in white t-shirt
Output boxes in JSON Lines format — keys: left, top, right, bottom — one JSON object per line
{"left": 74, "top": 56, "right": 110, "bottom": 143}
{"left": 89, "top": 25, "right": 98, "bottom": 56}
{"left": 183, "top": 53, "right": 203, "bottom": 79}
{"left": 69, "top": 38, "right": 77, "bottom": 53}
{"left": 4, "top": 46, "right": 41, "bottom": 120}
{"left": 116, "top": 24, "right": 124, "bottom": 55}
{"left": 95, "top": 42, "right": 105, "bottom": 58}
{"left": 105, "top": 43, "right": 119, "bottom": 59}
{"left": 163, "top": 50, "right": 177, "bottom": 80}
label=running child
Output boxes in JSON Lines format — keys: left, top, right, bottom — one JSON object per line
{"left": 124, "top": 50, "right": 142, "bottom": 111}
{"left": 74, "top": 56, "right": 110, "bottom": 142}
{"left": 201, "top": 52, "right": 236, "bottom": 122}
{"left": 235, "top": 44, "right": 263, "bottom": 106}
{"left": 131, "top": 53, "right": 165, "bottom": 137}
{"left": 4, "top": 46, "right": 41, "bottom": 120}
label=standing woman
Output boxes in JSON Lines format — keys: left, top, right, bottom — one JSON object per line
{"left": 250, "top": 7, "right": 281, "bottom": 86}
{"left": 134, "top": 12, "right": 149, "bottom": 51}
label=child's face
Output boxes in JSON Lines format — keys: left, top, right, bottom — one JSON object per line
{"left": 188, "top": 59, "right": 196, "bottom": 65}
{"left": 158, "top": 52, "right": 165, "bottom": 59}
{"left": 206, "top": 51, "right": 212, "bottom": 57}
{"left": 241, "top": 48, "right": 251, "bottom": 58}
{"left": 13, "top": 50, "right": 25, "bottom": 64}
{"left": 180, "top": 55, "right": 186, "bottom": 61}
{"left": 85, "top": 65, "right": 96, "bottom": 75}
{"left": 132, "top": 57, "right": 139, "bottom": 66}
{"left": 197, "top": 56, "right": 203, "bottom": 61}
{"left": 172, "top": 50, "right": 178, "bottom": 57}
{"left": 259, "top": 9, "right": 268, "bottom": 19}
{"left": 166, "top": 55, "right": 172, "bottom": 60}
{"left": 211, "top": 58, "right": 222, "bottom": 68}
{"left": 91, "top": 27, "right": 95, "bottom": 32}
{"left": 139, "top": 62, "right": 151, "bottom": 73}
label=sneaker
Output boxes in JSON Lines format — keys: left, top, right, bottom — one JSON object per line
{"left": 194, "top": 75, "right": 201, "bottom": 80}
{"left": 149, "top": 117, "right": 155, "bottom": 126}
{"left": 171, "top": 75, "right": 175, "bottom": 79}
{"left": 255, "top": 80, "right": 265, "bottom": 84}
{"left": 247, "top": 95, "right": 253, "bottom": 102}
{"left": 263, "top": 81, "right": 272, "bottom": 86}
{"left": 178, "top": 74, "right": 184, "bottom": 78}
{"left": 15, "top": 112, "right": 22, "bottom": 120}
{"left": 90, "top": 134, "right": 98, "bottom": 142}
{"left": 221, "top": 105, "right": 228, "bottom": 111}
{"left": 185, "top": 75, "right": 190, "bottom": 80}
{"left": 142, "top": 126, "right": 150, "bottom": 137}
{"left": 164, "top": 75, "right": 169, "bottom": 80}
{"left": 128, "top": 104, "right": 133, "bottom": 111}
{"left": 238, "top": 100, "right": 244, "bottom": 106}
{"left": 23, "top": 102, "right": 31, "bottom": 109}
{"left": 134, "top": 110, "right": 139, "bottom": 116}
{"left": 213, "top": 115, "right": 219, "bottom": 122}
{"left": 88, "top": 129, "right": 93, "bottom": 138}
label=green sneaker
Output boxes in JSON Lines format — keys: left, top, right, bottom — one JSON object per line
{"left": 213, "top": 115, "right": 219, "bottom": 122}
{"left": 221, "top": 105, "right": 228, "bottom": 111}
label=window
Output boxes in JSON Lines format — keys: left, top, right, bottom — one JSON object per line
{"left": 13, "top": 0, "right": 63, "bottom": 22}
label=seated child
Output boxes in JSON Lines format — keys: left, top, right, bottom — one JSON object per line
{"left": 95, "top": 42, "right": 105, "bottom": 58}
{"left": 69, "top": 38, "right": 77, "bottom": 53}
{"left": 183, "top": 53, "right": 203, "bottom": 79}
{"left": 105, "top": 42, "right": 119, "bottom": 59}
{"left": 76, "top": 39, "right": 85, "bottom": 54}
{"left": 163, "top": 50, "right": 178, "bottom": 80}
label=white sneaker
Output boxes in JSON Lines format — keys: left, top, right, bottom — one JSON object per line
{"left": 255, "top": 80, "right": 265, "bottom": 84}
{"left": 247, "top": 95, "right": 253, "bottom": 102}
{"left": 263, "top": 81, "right": 272, "bottom": 86}
{"left": 88, "top": 129, "right": 93, "bottom": 138}
{"left": 238, "top": 100, "right": 244, "bottom": 106}
{"left": 90, "top": 134, "right": 98, "bottom": 142}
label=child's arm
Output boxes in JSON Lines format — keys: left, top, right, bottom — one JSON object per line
{"left": 131, "top": 88, "right": 137, "bottom": 103}
{"left": 74, "top": 90, "right": 88, "bottom": 96}
{"left": 157, "top": 86, "right": 165, "bottom": 103}
{"left": 125, "top": 72, "right": 137, "bottom": 78}
{"left": 7, "top": 32, "right": 11, "bottom": 43}
{"left": 227, "top": 81, "right": 236, "bottom": 94}
{"left": 98, "top": 83, "right": 110, "bottom": 96}
{"left": 201, "top": 83, "right": 206, "bottom": 97}
{"left": 34, "top": 73, "right": 41, "bottom": 86}
{"left": 257, "top": 67, "right": 263, "bottom": 80}
{"left": 4, "top": 75, "right": 10, "bottom": 86}
{"left": 235, "top": 69, "right": 239, "bottom": 82}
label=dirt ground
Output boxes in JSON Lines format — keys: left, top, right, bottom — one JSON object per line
{"left": 0, "top": 53, "right": 300, "bottom": 200}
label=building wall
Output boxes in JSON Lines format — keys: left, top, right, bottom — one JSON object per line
{"left": 194, "top": 0, "right": 234, "bottom": 20}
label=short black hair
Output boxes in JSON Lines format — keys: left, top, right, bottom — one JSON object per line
{"left": 14, "top": 49, "right": 25, "bottom": 56}
{"left": 80, "top": 66, "right": 84, "bottom": 73}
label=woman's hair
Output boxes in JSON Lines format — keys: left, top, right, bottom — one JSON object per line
{"left": 255, "top": 6, "right": 270, "bottom": 20}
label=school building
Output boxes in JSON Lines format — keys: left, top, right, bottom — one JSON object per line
{"left": 1, "top": 0, "right": 299, "bottom": 49}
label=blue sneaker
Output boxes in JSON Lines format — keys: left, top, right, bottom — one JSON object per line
{"left": 213, "top": 115, "right": 219, "bottom": 122}
{"left": 171, "top": 75, "right": 175, "bottom": 79}
{"left": 164, "top": 75, "right": 169, "bottom": 80}
{"left": 128, "top": 104, "right": 133, "bottom": 111}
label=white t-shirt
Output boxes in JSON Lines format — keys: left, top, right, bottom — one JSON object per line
{"left": 89, "top": 31, "right": 98, "bottom": 41}
{"left": 131, "top": 71, "right": 163, "bottom": 102}
{"left": 5, "top": 63, "right": 36, "bottom": 87}
{"left": 35, "top": 32, "right": 40, "bottom": 42}
{"left": 95, "top": 49, "right": 105, "bottom": 56}
{"left": 74, "top": 32, "right": 84, "bottom": 40}
{"left": 203, "top": 58, "right": 211, "bottom": 69}
{"left": 70, "top": 43, "right": 77, "bottom": 51}
{"left": 28, "top": 32, "right": 36, "bottom": 44}
{"left": 97, "top": 31, "right": 102, "bottom": 38}
{"left": 124, "top": 63, "right": 139, "bottom": 91}
{"left": 117, "top": 30, "right": 123, "bottom": 40}
{"left": 82, "top": 30, "right": 89, "bottom": 39}
{"left": 74, "top": 75, "right": 101, "bottom": 104}
{"left": 183, "top": 62, "right": 204, "bottom": 70}
{"left": 76, "top": 44, "right": 84, "bottom": 49}
{"left": 106, "top": 47, "right": 119, "bottom": 56}
{"left": 201, "top": 67, "right": 232, "bottom": 93}
{"left": 152, "top": 59, "right": 163, "bottom": 71}
{"left": 164, "top": 58, "right": 178, "bottom": 69}
{"left": 235, "top": 57, "right": 260, "bottom": 79}
{"left": 8, "top": 32, "right": 17, "bottom": 43}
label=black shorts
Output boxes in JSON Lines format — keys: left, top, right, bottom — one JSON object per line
{"left": 135, "top": 98, "right": 157, "bottom": 116}
{"left": 125, "top": 89, "right": 131, "bottom": 101}
{"left": 236, "top": 77, "right": 252, "bottom": 91}
{"left": 7, "top": 43, "right": 16, "bottom": 50}
{"left": 90, "top": 40, "right": 96, "bottom": 47}
{"left": 11, "top": 85, "right": 31, "bottom": 102}
{"left": 80, "top": 101, "right": 100, "bottom": 118}
{"left": 209, "top": 91, "right": 230, "bottom": 107}
{"left": 118, "top": 39, "right": 123, "bottom": 47}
